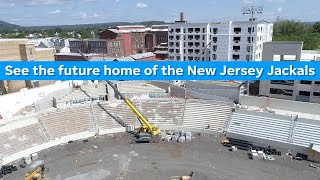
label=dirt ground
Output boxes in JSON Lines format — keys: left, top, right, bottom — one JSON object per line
{"left": 2, "top": 133, "right": 320, "bottom": 180}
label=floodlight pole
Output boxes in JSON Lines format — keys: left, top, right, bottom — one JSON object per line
{"left": 241, "top": 5, "right": 263, "bottom": 95}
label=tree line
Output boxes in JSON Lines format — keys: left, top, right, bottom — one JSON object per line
{"left": 273, "top": 18, "right": 320, "bottom": 50}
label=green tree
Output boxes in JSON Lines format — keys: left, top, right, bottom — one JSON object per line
{"left": 313, "top": 22, "right": 320, "bottom": 33}
{"left": 273, "top": 19, "right": 320, "bottom": 50}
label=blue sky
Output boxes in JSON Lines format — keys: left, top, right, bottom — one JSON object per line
{"left": 0, "top": 0, "right": 319, "bottom": 26}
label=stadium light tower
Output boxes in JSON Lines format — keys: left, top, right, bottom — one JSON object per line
{"left": 241, "top": 5, "right": 263, "bottom": 95}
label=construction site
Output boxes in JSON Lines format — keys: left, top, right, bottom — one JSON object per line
{"left": 1, "top": 80, "right": 320, "bottom": 180}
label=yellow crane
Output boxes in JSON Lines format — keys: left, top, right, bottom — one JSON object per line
{"left": 25, "top": 165, "right": 46, "bottom": 180}
{"left": 106, "top": 81, "right": 161, "bottom": 142}
{"left": 75, "top": 50, "right": 161, "bottom": 141}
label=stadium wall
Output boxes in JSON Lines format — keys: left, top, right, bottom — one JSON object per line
{"left": 240, "top": 95, "right": 320, "bottom": 115}
{"left": 0, "top": 81, "right": 85, "bottom": 119}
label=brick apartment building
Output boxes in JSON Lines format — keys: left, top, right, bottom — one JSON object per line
{"left": 69, "top": 39, "right": 124, "bottom": 57}
{"left": 0, "top": 39, "right": 55, "bottom": 94}
{"left": 145, "top": 25, "right": 169, "bottom": 52}
{"left": 100, "top": 25, "right": 149, "bottom": 56}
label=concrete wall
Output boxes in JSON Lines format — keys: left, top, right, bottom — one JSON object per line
{"left": 239, "top": 95, "right": 320, "bottom": 115}
{"left": 150, "top": 81, "right": 236, "bottom": 103}
{"left": 0, "top": 80, "right": 85, "bottom": 119}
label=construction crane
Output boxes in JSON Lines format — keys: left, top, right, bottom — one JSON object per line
{"left": 106, "top": 80, "right": 161, "bottom": 142}
{"left": 25, "top": 165, "right": 46, "bottom": 180}
{"left": 76, "top": 50, "right": 161, "bottom": 142}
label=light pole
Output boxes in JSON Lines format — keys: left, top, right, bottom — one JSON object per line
{"left": 241, "top": 6, "right": 263, "bottom": 95}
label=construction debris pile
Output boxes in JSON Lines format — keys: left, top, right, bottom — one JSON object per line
{"left": 159, "top": 131, "right": 193, "bottom": 143}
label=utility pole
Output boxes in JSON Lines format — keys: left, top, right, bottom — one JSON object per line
{"left": 241, "top": 5, "right": 263, "bottom": 95}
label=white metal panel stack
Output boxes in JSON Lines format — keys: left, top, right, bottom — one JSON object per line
{"left": 227, "top": 112, "right": 292, "bottom": 143}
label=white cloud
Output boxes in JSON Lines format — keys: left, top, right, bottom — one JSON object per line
{"left": 266, "top": 0, "right": 286, "bottom": 3}
{"left": 114, "top": 0, "right": 120, "bottom": 3}
{"left": 84, "top": 0, "right": 102, "bottom": 2}
{"left": 92, "top": 13, "right": 100, "bottom": 18}
{"left": 48, "top": 9, "right": 61, "bottom": 14}
{"left": 136, "top": 2, "right": 147, "bottom": 8}
{"left": 242, "top": 0, "right": 254, "bottom": 4}
{"left": 277, "top": 7, "right": 283, "bottom": 13}
{"left": 0, "top": 3, "right": 16, "bottom": 7}
{"left": 79, "top": 11, "right": 88, "bottom": 19}
{"left": 29, "top": 0, "right": 67, "bottom": 6}
{"left": 76, "top": 12, "right": 101, "bottom": 19}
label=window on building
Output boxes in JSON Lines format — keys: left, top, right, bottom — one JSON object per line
{"left": 213, "top": 37, "right": 217, "bottom": 42}
{"left": 188, "top": 42, "right": 193, "bottom": 47}
{"left": 176, "top": 28, "right": 181, "bottom": 33}
{"left": 232, "top": 55, "right": 240, "bottom": 60}
{"left": 246, "top": 55, "right": 250, "bottom": 60}
{"left": 176, "top": 42, "right": 180, "bottom": 47}
{"left": 212, "top": 54, "right": 217, "bottom": 60}
{"left": 213, "top": 46, "right": 217, "bottom": 51}
{"left": 195, "top": 42, "right": 200, "bottom": 47}
{"left": 299, "top": 91, "right": 311, "bottom": 96}
{"left": 169, "top": 36, "right": 174, "bottom": 40}
{"left": 188, "top": 49, "right": 193, "bottom": 53}
{"left": 176, "top": 36, "right": 180, "bottom": 40}
{"left": 314, "top": 92, "right": 320, "bottom": 97}
{"left": 234, "top": 37, "right": 241, "bottom": 41}
{"left": 176, "top": 56, "right": 180, "bottom": 60}
{"left": 188, "top": 28, "right": 193, "bottom": 33}
{"left": 203, "top": 28, "right": 205, "bottom": 33}
{"left": 271, "top": 80, "right": 294, "bottom": 86}
{"left": 213, "top": 28, "right": 218, "bottom": 34}
{"left": 188, "top": 56, "right": 193, "bottom": 60}
{"left": 176, "top": 49, "right": 180, "bottom": 53}
{"left": 234, "top": 27, "right": 241, "bottom": 33}
{"left": 315, "top": 81, "right": 320, "bottom": 85}
{"left": 270, "top": 88, "right": 293, "bottom": 96}
{"left": 300, "top": 81, "right": 312, "bottom": 85}
{"left": 195, "top": 49, "right": 200, "bottom": 54}
{"left": 195, "top": 28, "right": 200, "bottom": 33}
{"left": 233, "top": 46, "right": 240, "bottom": 51}
{"left": 195, "top": 35, "right": 200, "bottom": 40}
{"left": 247, "top": 37, "right": 251, "bottom": 43}
{"left": 188, "top": 35, "right": 193, "bottom": 40}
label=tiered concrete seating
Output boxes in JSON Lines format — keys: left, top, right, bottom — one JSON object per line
{"left": 91, "top": 99, "right": 185, "bottom": 130}
{"left": 183, "top": 100, "right": 232, "bottom": 132}
{"left": 0, "top": 121, "right": 47, "bottom": 157}
{"left": 139, "top": 99, "right": 184, "bottom": 126}
{"left": 91, "top": 101, "right": 139, "bottom": 130}
{"left": 55, "top": 83, "right": 106, "bottom": 103}
{"left": 292, "top": 122, "right": 320, "bottom": 147}
{"left": 39, "top": 106, "right": 95, "bottom": 139}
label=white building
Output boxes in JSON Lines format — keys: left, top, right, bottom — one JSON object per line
{"left": 168, "top": 19, "right": 273, "bottom": 61}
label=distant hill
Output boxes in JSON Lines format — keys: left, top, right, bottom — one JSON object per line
{"left": 0, "top": 20, "right": 167, "bottom": 30}
{"left": 0, "top": 20, "right": 21, "bottom": 29}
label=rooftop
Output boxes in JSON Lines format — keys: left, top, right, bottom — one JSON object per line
{"left": 130, "top": 52, "right": 156, "bottom": 60}
{"left": 264, "top": 41, "right": 304, "bottom": 44}
{"left": 0, "top": 38, "right": 27, "bottom": 42}
{"left": 244, "top": 105, "right": 320, "bottom": 121}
